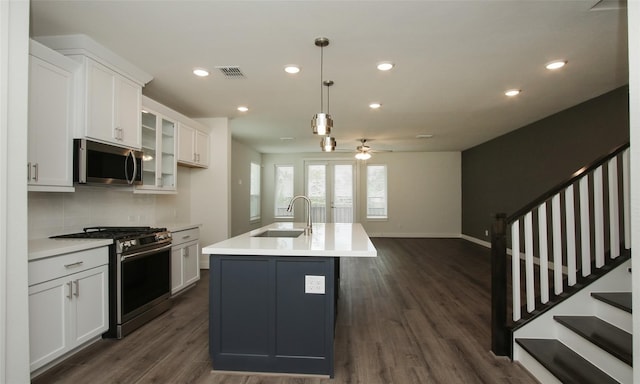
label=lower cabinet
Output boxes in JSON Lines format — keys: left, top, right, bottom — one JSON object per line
{"left": 171, "top": 227, "right": 200, "bottom": 295}
{"left": 28, "top": 247, "right": 109, "bottom": 373}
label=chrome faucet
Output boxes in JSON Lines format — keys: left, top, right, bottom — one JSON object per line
{"left": 287, "top": 195, "right": 313, "bottom": 235}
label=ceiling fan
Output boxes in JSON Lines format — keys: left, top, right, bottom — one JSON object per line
{"left": 346, "top": 139, "right": 391, "bottom": 160}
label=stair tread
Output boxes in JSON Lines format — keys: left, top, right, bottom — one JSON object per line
{"left": 591, "top": 292, "right": 632, "bottom": 313}
{"left": 554, "top": 315, "right": 632, "bottom": 366}
{"left": 516, "top": 338, "right": 620, "bottom": 384}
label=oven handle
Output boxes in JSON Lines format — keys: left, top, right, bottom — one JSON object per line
{"left": 120, "top": 243, "right": 173, "bottom": 262}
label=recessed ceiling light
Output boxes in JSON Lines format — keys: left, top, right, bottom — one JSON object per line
{"left": 505, "top": 89, "right": 521, "bottom": 97}
{"left": 369, "top": 103, "right": 381, "bottom": 109}
{"left": 284, "top": 65, "right": 300, "bottom": 74}
{"left": 237, "top": 106, "right": 249, "bottom": 112}
{"left": 546, "top": 60, "right": 567, "bottom": 70}
{"left": 416, "top": 134, "right": 433, "bottom": 139}
{"left": 377, "top": 62, "right": 394, "bottom": 71}
{"left": 193, "top": 68, "right": 209, "bottom": 77}
{"left": 280, "top": 137, "right": 294, "bottom": 141}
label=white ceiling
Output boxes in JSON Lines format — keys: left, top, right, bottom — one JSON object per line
{"left": 30, "top": 0, "right": 629, "bottom": 154}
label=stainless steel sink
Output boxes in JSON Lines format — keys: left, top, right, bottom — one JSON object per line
{"left": 252, "top": 229, "right": 304, "bottom": 238}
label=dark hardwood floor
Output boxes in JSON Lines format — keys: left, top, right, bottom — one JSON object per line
{"left": 33, "top": 238, "right": 538, "bottom": 384}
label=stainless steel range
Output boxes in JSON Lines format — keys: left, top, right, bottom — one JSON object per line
{"left": 52, "top": 226, "right": 172, "bottom": 338}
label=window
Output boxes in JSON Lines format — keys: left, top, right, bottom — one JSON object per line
{"left": 274, "top": 165, "right": 294, "bottom": 218}
{"left": 250, "top": 162, "right": 261, "bottom": 221}
{"left": 367, "top": 165, "right": 387, "bottom": 219}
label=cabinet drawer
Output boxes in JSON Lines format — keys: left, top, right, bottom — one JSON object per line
{"left": 171, "top": 228, "right": 199, "bottom": 247}
{"left": 29, "top": 247, "right": 108, "bottom": 286}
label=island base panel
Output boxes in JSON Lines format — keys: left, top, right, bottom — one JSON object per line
{"left": 209, "top": 255, "right": 335, "bottom": 377}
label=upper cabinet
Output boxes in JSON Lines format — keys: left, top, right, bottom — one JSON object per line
{"left": 85, "top": 59, "right": 142, "bottom": 149}
{"left": 35, "top": 35, "right": 153, "bottom": 150}
{"left": 27, "top": 40, "right": 78, "bottom": 192}
{"left": 178, "top": 123, "right": 210, "bottom": 168}
{"left": 136, "top": 96, "right": 177, "bottom": 194}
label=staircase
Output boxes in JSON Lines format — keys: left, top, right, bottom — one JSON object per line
{"left": 490, "top": 143, "right": 633, "bottom": 383}
{"left": 513, "top": 258, "right": 632, "bottom": 383}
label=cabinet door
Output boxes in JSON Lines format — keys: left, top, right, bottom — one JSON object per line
{"left": 29, "top": 277, "right": 70, "bottom": 372}
{"left": 195, "top": 130, "right": 209, "bottom": 167}
{"left": 183, "top": 242, "right": 200, "bottom": 287}
{"left": 141, "top": 110, "right": 159, "bottom": 187}
{"left": 28, "top": 55, "right": 74, "bottom": 189}
{"left": 86, "top": 60, "right": 116, "bottom": 143}
{"left": 177, "top": 124, "right": 195, "bottom": 164}
{"left": 115, "top": 76, "right": 142, "bottom": 149}
{"left": 160, "top": 117, "right": 176, "bottom": 187}
{"left": 71, "top": 266, "right": 109, "bottom": 346}
{"left": 171, "top": 247, "right": 184, "bottom": 294}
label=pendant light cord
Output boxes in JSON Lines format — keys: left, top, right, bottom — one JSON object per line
{"left": 320, "top": 45, "right": 324, "bottom": 113}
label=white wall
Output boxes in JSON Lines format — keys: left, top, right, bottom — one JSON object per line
{"left": 0, "top": 1, "right": 31, "bottom": 382}
{"left": 192, "top": 118, "right": 231, "bottom": 268}
{"left": 628, "top": 1, "right": 639, "bottom": 380}
{"left": 231, "top": 139, "right": 262, "bottom": 236}
{"left": 261, "top": 151, "right": 461, "bottom": 237}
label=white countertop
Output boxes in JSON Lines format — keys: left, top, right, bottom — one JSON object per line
{"left": 29, "top": 238, "right": 113, "bottom": 261}
{"left": 202, "top": 222, "right": 377, "bottom": 257}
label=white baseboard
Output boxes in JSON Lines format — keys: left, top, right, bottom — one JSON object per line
{"left": 368, "top": 232, "right": 461, "bottom": 238}
{"left": 460, "top": 234, "right": 491, "bottom": 248}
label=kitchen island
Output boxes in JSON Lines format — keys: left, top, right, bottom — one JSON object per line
{"left": 202, "top": 222, "right": 377, "bottom": 377}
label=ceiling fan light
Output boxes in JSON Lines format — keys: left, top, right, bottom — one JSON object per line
{"left": 355, "top": 151, "right": 371, "bottom": 160}
{"left": 312, "top": 113, "right": 333, "bottom": 135}
{"left": 320, "top": 136, "right": 336, "bottom": 152}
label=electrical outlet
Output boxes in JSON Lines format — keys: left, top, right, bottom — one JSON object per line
{"left": 305, "top": 275, "right": 325, "bottom": 294}
{"left": 485, "top": 229, "right": 489, "bottom": 236}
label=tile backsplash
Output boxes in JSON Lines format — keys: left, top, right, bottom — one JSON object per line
{"left": 28, "top": 170, "right": 191, "bottom": 239}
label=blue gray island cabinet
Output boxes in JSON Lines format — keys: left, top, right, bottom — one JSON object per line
{"left": 202, "top": 223, "right": 377, "bottom": 377}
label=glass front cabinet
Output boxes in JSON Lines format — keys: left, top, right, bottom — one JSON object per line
{"left": 136, "top": 107, "right": 177, "bottom": 193}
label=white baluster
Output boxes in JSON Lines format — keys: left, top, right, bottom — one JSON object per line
{"left": 593, "top": 166, "right": 604, "bottom": 268}
{"left": 608, "top": 158, "right": 620, "bottom": 258}
{"left": 511, "top": 220, "right": 521, "bottom": 321}
{"left": 623, "top": 149, "right": 631, "bottom": 249}
{"left": 579, "top": 176, "right": 591, "bottom": 277}
{"left": 524, "top": 212, "right": 535, "bottom": 313}
{"left": 538, "top": 203, "right": 549, "bottom": 304}
{"left": 552, "top": 194, "right": 563, "bottom": 294}
{"left": 566, "top": 186, "right": 577, "bottom": 286}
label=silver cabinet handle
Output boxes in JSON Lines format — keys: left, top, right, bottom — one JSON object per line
{"left": 27, "top": 162, "right": 31, "bottom": 181}
{"left": 73, "top": 280, "right": 79, "bottom": 297}
{"left": 33, "top": 163, "right": 38, "bottom": 181}
{"left": 185, "top": 247, "right": 189, "bottom": 257}
{"left": 67, "top": 281, "right": 73, "bottom": 299}
{"left": 181, "top": 235, "right": 191, "bottom": 240}
{"left": 64, "top": 261, "right": 84, "bottom": 269}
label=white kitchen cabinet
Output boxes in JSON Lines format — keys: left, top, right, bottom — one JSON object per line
{"left": 34, "top": 35, "right": 152, "bottom": 151}
{"left": 85, "top": 58, "right": 142, "bottom": 149}
{"left": 177, "top": 123, "right": 209, "bottom": 168}
{"left": 171, "top": 227, "right": 200, "bottom": 295}
{"left": 136, "top": 105, "right": 177, "bottom": 194}
{"left": 27, "top": 40, "right": 77, "bottom": 192}
{"left": 28, "top": 247, "right": 108, "bottom": 373}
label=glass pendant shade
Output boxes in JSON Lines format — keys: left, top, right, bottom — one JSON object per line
{"left": 320, "top": 136, "right": 336, "bottom": 152}
{"left": 312, "top": 112, "right": 333, "bottom": 135}
{"left": 355, "top": 151, "right": 371, "bottom": 160}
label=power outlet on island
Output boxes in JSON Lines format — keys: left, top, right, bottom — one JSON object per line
{"left": 305, "top": 275, "right": 325, "bottom": 294}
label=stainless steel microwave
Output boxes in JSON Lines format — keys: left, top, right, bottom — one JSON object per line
{"left": 73, "top": 139, "right": 143, "bottom": 185}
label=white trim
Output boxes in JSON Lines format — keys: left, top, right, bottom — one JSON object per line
{"left": 460, "top": 234, "right": 491, "bottom": 248}
{"left": 369, "top": 232, "right": 461, "bottom": 238}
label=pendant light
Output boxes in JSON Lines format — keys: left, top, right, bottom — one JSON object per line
{"left": 312, "top": 37, "right": 333, "bottom": 136}
{"left": 321, "top": 136, "right": 337, "bottom": 152}
{"left": 319, "top": 80, "right": 336, "bottom": 152}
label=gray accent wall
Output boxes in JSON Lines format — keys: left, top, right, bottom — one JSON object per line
{"left": 462, "top": 86, "right": 630, "bottom": 241}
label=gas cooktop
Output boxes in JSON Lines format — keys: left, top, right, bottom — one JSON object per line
{"left": 51, "top": 226, "right": 167, "bottom": 240}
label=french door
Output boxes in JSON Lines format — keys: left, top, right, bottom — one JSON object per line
{"left": 305, "top": 161, "right": 355, "bottom": 223}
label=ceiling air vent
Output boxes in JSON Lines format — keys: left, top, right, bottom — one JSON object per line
{"left": 215, "top": 66, "right": 245, "bottom": 79}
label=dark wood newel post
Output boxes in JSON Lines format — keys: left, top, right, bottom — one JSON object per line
{"left": 491, "top": 213, "right": 509, "bottom": 357}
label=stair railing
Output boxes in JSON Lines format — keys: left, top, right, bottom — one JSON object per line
{"left": 491, "top": 143, "right": 630, "bottom": 358}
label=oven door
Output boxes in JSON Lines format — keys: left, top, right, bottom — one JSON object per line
{"left": 118, "top": 243, "right": 172, "bottom": 324}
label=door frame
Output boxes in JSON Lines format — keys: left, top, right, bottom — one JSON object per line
{"left": 303, "top": 159, "right": 359, "bottom": 223}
